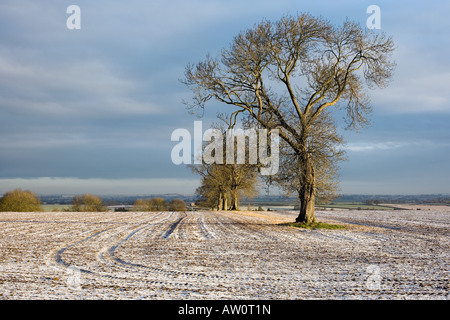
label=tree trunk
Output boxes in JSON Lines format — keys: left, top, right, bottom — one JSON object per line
{"left": 222, "top": 194, "right": 228, "bottom": 211}
{"left": 296, "top": 153, "right": 316, "bottom": 223}
{"left": 296, "top": 187, "right": 315, "bottom": 223}
{"left": 217, "top": 192, "right": 223, "bottom": 211}
{"left": 229, "top": 187, "right": 239, "bottom": 210}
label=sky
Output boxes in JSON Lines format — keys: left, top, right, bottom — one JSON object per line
{"left": 0, "top": 0, "right": 449, "bottom": 196}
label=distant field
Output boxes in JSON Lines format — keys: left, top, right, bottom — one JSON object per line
{"left": 244, "top": 200, "right": 398, "bottom": 211}
{"left": 316, "top": 201, "right": 397, "bottom": 211}
{"left": 41, "top": 201, "right": 449, "bottom": 212}
{"left": 40, "top": 204, "right": 71, "bottom": 211}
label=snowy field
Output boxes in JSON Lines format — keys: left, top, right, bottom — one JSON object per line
{"left": 0, "top": 209, "right": 448, "bottom": 300}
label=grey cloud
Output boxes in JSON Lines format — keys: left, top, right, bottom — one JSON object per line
{"left": 0, "top": 0, "right": 449, "bottom": 195}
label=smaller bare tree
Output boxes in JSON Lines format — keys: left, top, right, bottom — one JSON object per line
{"left": 190, "top": 162, "right": 259, "bottom": 211}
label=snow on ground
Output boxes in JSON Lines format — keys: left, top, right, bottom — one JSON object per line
{"left": 0, "top": 209, "right": 448, "bottom": 299}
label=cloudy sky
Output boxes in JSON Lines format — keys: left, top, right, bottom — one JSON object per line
{"left": 0, "top": 0, "right": 449, "bottom": 196}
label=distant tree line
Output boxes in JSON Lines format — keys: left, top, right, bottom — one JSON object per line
{"left": 71, "top": 194, "right": 107, "bottom": 212}
{"left": 0, "top": 188, "right": 187, "bottom": 212}
{"left": 133, "top": 197, "right": 187, "bottom": 211}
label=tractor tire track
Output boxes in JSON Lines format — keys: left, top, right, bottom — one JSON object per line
{"left": 101, "top": 211, "right": 281, "bottom": 289}
{"left": 44, "top": 212, "right": 169, "bottom": 279}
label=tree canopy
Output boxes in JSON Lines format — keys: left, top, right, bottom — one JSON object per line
{"left": 184, "top": 13, "right": 395, "bottom": 223}
{"left": 71, "top": 194, "right": 107, "bottom": 212}
{"left": 0, "top": 188, "right": 43, "bottom": 212}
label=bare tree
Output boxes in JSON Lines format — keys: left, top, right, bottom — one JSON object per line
{"left": 191, "top": 163, "right": 230, "bottom": 210}
{"left": 168, "top": 199, "right": 187, "bottom": 211}
{"left": 190, "top": 162, "right": 259, "bottom": 211}
{"left": 267, "top": 110, "right": 346, "bottom": 207}
{"left": 71, "top": 194, "right": 106, "bottom": 212}
{"left": 183, "top": 14, "right": 395, "bottom": 223}
{"left": 0, "top": 188, "right": 43, "bottom": 212}
{"left": 133, "top": 198, "right": 168, "bottom": 211}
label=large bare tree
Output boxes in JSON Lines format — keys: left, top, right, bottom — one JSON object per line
{"left": 183, "top": 14, "right": 395, "bottom": 223}
{"left": 268, "top": 110, "right": 346, "bottom": 209}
